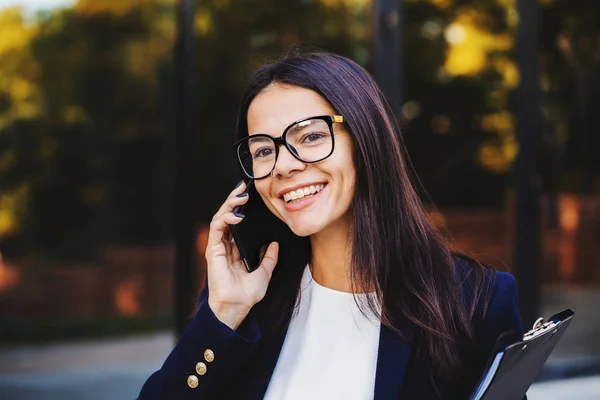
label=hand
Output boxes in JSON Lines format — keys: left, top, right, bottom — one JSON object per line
{"left": 205, "top": 181, "right": 279, "bottom": 330}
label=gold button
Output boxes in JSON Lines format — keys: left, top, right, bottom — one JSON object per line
{"left": 187, "top": 375, "right": 199, "bottom": 388}
{"left": 204, "top": 349, "right": 215, "bottom": 363}
{"left": 196, "top": 362, "right": 207, "bottom": 375}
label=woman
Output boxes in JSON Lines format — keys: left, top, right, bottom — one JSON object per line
{"left": 138, "top": 52, "right": 523, "bottom": 399}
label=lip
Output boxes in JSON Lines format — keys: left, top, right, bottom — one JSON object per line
{"left": 276, "top": 181, "right": 328, "bottom": 199}
{"left": 281, "top": 183, "right": 327, "bottom": 212}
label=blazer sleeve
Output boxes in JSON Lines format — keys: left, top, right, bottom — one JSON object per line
{"left": 480, "top": 271, "right": 524, "bottom": 350}
{"left": 137, "top": 288, "right": 261, "bottom": 399}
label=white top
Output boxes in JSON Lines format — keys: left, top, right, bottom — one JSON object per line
{"left": 263, "top": 265, "right": 381, "bottom": 400}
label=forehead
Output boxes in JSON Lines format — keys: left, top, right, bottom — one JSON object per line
{"left": 247, "top": 83, "right": 336, "bottom": 136}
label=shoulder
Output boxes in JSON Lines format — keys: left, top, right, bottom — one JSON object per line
{"left": 454, "top": 255, "right": 522, "bottom": 327}
{"left": 453, "top": 254, "right": 524, "bottom": 352}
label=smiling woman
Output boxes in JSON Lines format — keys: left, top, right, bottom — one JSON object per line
{"left": 246, "top": 86, "right": 356, "bottom": 240}
{"left": 138, "top": 52, "right": 524, "bottom": 400}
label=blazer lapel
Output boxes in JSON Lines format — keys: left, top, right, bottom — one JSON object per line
{"left": 254, "top": 325, "right": 289, "bottom": 390}
{"left": 374, "top": 315, "right": 416, "bottom": 400}
{"left": 239, "top": 313, "right": 291, "bottom": 399}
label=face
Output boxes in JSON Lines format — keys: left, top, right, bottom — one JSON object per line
{"left": 246, "top": 83, "right": 356, "bottom": 237}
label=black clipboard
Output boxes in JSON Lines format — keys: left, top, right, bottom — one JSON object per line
{"left": 470, "top": 309, "right": 575, "bottom": 400}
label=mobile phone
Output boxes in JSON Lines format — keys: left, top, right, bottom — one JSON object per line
{"left": 229, "top": 180, "right": 308, "bottom": 272}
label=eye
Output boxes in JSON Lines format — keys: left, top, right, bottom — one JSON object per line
{"left": 301, "top": 132, "right": 327, "bottom": 144}
{"left": 253, "top": 147, "right": 275, "bottom": 159}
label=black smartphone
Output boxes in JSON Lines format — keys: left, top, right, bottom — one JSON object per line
{"left": 229, "top": 180, "right": 308, "bottom": 272}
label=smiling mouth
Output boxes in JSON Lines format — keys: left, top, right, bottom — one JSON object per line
{"left": 282, "top": 183, "right": 326, "bottom": 203}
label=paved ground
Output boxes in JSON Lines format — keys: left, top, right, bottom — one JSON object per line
{"left": 0, "top": 332, "right": 599, "bottom": 399}
{"left": 0, "top": 333, "right": 169, "bottom": 400}
{"left": 528, "top": 376, "right": 600, "bottom": 399}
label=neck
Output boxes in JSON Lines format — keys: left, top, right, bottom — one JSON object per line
{"left": 309, "top": 215, "right": 353, "bottom": 292}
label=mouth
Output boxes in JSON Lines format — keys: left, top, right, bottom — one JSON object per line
{"left": 281, "top": 183, "right": 327, "bottom": 204}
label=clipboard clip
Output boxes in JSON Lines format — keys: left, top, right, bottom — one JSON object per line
{"left": 523, "top": 317, "right": 559, "bottom": 341}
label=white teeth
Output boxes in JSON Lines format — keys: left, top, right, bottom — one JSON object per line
{"left": 282, "top": 184, "right": 326, "bottom": 203}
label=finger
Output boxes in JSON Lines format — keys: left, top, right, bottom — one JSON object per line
{"left": 258, "top": 242, "right": 279, "bottom": 279}
{"left": 224, "top": 237, "right": 246, "bottom": 272}
{"left": 223, "top": 236, "right": 232, "bottom": 263}
{"left": 222, "top": 231, "right": 232, "bottom": 243}
{"left": 213, "top": 181, "right": 247, "bottom": 218}
{"left": 230, "top": 180, "right": 246, "bottom": 196}
{"left": 213, "top": 192, "right": 249, "bottom": 222}
{"left": 206, "top": 212, "right": 244, "bottom": 258}
{"left": 222, "top": 225, "right": 232, "bottom": 242}
{"left": 230, "top": 238, "right": 241, "bottom": 261}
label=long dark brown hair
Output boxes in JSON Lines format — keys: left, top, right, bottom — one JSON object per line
{"left": 234, "top": 52, "right": 494, "bottom": 383}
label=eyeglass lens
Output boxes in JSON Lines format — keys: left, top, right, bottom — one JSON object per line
{"left": 238, "top": 118, "right": 333, "bottom": 178}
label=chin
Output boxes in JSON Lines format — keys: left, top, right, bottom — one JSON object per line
{"left": 285, "top": 219, "right": 325, "bottom": 237}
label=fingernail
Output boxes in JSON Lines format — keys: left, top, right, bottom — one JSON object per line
{"left": 236, "top": 192, "right": 248, "bottom": 198}
{"left": 234, "top": 212, "right": 245, "bottom": 218}
{"left": 235, "top": 180, "right": 244, "bottom": 189}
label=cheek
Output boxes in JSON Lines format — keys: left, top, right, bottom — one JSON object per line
{"left": 333, "top": 136, "right": 356, "bottom": 181}
{"left": 341, "top": 180, "right": 355, "bottom": 211}
{"left": 341, "top": 159, "right": 357, "bottom": 210}
{"left": 331, "top": 157, "right": 355, "bottom": 212}
{"left": 339, "top": 155, "right": 356, "bottom": 192}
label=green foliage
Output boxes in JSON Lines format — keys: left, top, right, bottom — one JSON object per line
{"left": 0, "top": 0, "right": 598, "bottom": 261}
{"left": 0, "top": 1, "right": 369, "bottom": 260}
{"left": 0, "top": 5, "right": 173, "bottom": 260}
{"left": 190, "top": 0, "right": 368, "bottom": 220}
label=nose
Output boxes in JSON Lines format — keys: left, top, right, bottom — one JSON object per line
{"left": 271, "top": 144, "right": 306, "bottom": 178}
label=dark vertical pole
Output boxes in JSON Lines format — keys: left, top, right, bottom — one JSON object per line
{"left": 174, "top": 0, "right": 196, "bottom": 336}
{"left": 576, "top": 72, "right": 591, "bottom": 193}
{"left": 372, "top": 0, "right": 402, "bottom": 117}
{"left": 515, "top": 0, "right": 541, "bottom": 327}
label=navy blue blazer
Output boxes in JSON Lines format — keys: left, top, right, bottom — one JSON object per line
{"left": 138, "top": 259, "right": 523, "bottom": 399}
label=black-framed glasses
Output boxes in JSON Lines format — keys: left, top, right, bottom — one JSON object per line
{"left": 233, "top": 115, "right": 344, "bottom": 180}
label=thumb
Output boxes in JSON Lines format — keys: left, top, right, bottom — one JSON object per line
{"left": 258, "top": 241, "right": 279, "bottom": 279}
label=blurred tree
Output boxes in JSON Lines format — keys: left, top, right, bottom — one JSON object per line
{"left": 0, "top": 8, "right": 40, "bottom": 239}
{"left": 189, "top": 0, "right": 369, "bottom": 220}
{"left": 540, "top": 0, "right": 600, "bottom": 194}
{"left": 0, "top": 0, "right": 368, "bottom": 261}
{"left": 402, "top": 0, "right": 517, "bottom": 208}
{"left": 0, "top": 3, "right": 176, "bottom": 259}
{"left": 0, "top": 0, "right": 598, "bottom": 262}
{"left": 401, "top": 0, "right": 600, "bottom": 207}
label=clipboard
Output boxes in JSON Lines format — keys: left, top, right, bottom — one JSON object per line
{"left": 470, "top": 309, "right": 575, "bottom": 400}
